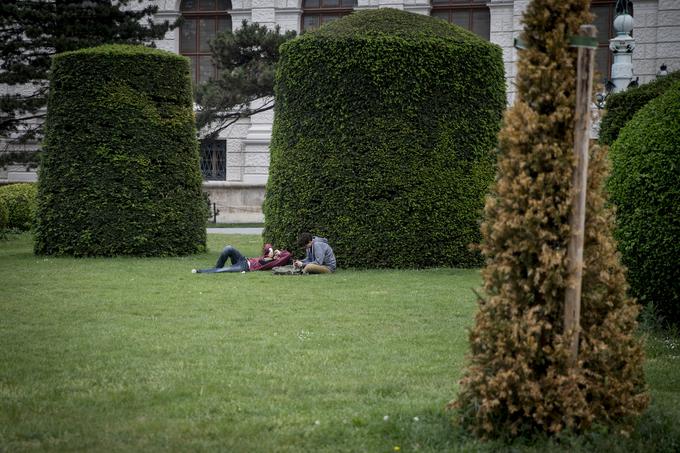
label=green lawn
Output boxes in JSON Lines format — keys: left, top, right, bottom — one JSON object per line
{"left": 1, "top": 234, "right": 679, "bottom": 452}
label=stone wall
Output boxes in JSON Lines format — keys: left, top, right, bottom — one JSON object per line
{"left": 489, "top": 0, "right": 517, "bottom": 103}
{"left": 634, "top": 0, "right": 680, "bottom": 83}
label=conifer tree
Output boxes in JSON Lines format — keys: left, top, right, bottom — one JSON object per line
{"left": 452, "top": 0, "right": 648, "bottom": 438}
{"left": 194, "top": 21, "right": 296, "bottom": 138}
{"left": 0, "top": 0, "right": 176, "bottom": 167}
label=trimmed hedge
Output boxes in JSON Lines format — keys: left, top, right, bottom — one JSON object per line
{"left": 263, "top": 9, "right": 506, "bottom": 268}
{"left": 599, "top": 70, "right": 680, "bottom": 145}
{"left": 607, "top": 81, "right": 680, "bottom": 326}
{"left": 35, "top": 44, "right": 207, "bottom": 256}
{"left": 0, "top": 196, "right": 8, "bottom": 236}
{"left": 0, "top": 183, "right": 37, "bottom": 231}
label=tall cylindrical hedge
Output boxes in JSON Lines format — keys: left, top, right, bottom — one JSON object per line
{"left": 607, "top": 81, "right": 680, "bottom": 326}
{"left": 35, "top": 44, "right": 207, "bottom": 256}
{"left": 0, "top": 195, "right": 8, "bottom": 236}
{"left": 263, "top": 9, "right": 505, "bottom": 268}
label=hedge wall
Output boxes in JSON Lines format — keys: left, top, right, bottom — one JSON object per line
{"left": 607, "top": 81, "right": 680, "bottom": 326}
{"left": 35, "top": 44, "right": 207, "bottom": 256}
{"left": 599, "top": 70, "right": 680, "bottom": 145}
{"left": 263, "top": 9, "right": 506, "bottom": 268}
{"left": 0, "top": 196, "right": 8, "bottom": 237}
{"left": 0, "top": 183, "right": 37, "bottom": 231}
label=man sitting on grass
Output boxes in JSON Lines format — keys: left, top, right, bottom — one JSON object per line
{"left": 293, "top": 232, "right": 337, "bottom": 274}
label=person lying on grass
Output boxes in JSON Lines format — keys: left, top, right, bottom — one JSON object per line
{"left": 293, "top": 232, "right": 337, "bottom": 274}
{"left": 192, "top": 243, "right": 291, "bottom": 273}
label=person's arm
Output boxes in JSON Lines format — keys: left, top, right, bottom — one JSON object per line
{"left": 299, "top": 246, "right": 313, "bottom": 265}
{"left": 310, "top": 242, "right": 325, "bottom": 265}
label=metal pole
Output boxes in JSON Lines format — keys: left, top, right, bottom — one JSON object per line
{"left": 565, "top": 24, "right": 597, "bottom": 366}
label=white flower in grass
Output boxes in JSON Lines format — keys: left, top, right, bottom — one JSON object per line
{"left": 314, "top": 420, "right": 320, "bottom": 425}
{"left": 298, "top": 330, "right": 312, "bottom": 341}
{"left": 383, "top": 415, "right": 389, "bottom": 421}
{"left": 413, "top": 416, "right": 419, "bottom": 422}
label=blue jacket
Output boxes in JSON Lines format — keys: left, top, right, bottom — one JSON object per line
{"left": 302, "top": 236, "right": 337, "bottom": 272}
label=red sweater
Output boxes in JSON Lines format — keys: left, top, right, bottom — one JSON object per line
{"left": 247, "top": 250, "right": 292, "bottom": 271}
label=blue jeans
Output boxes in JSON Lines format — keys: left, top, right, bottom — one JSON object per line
{"left": 196, "top": 246, "right": 249, "bottom": 273}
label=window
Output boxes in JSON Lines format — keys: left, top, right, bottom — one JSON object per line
{"left": 591, "top": 0, "right": 624, "bottom": 80}
{"left": 200, "top": 139, "right": 227, "bottom": 180}
{"left": 180, "top": 0, "right": 232, "bottom": 84}
{"left": 302, "top": 0, "right": 356, "bottom": 32}
{"left": 431, "top": 0, "right": 490, "bottom": 40}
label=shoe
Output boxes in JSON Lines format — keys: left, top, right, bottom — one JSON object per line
{"left": 191, "top": 269, "right": 198, "bottom": 274}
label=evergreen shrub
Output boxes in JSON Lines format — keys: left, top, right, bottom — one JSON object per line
{"left": 263, "top": 9, "right": 505, "bottom": 268}
{"left": 608, "top": 81, "right": 680, "bottom": 326}
{"left": 0, "top": 196, "right": 8, "bottom": 236}
{"left": 0, "top": 183, "right": 37, "bottom": 231}
{"left": 599, "top": 70, "right": 680, "bottom": 145}
{"left": 35, "top": 44, "right": 207, "bottom": 256}
{"left": 454, "top": 0, "right": 648, "bottom": 438}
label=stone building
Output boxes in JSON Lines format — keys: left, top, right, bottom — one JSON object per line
{"left": 2, "top": 0, "right": 679, "bottom": 222}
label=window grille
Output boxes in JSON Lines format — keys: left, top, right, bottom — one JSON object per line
{"left": 200, "top": 139, "right": 227, "bottom": 180}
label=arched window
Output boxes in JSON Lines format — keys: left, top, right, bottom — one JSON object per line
{"left": 431, "top": 0, "right": 490, "bottom": 40}
{"left": 591, "top": 0, "right": 624, "bottom": 79}
{"left": 180, "top": 0, "right": 232, "bottom": 83}
{"left": 302, "top": 0, "right": 357, "bottom": 32}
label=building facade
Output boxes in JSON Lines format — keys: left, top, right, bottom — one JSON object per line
{"left": 2, "top": 0, "right": 679, "bottom": 223}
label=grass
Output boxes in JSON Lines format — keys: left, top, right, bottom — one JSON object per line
{"left": 1, "top": 233, "right": 679, "bottom": 452}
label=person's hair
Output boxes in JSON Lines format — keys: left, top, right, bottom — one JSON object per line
{"left": 297, "top": 232, "right": 313, "bottom": 247}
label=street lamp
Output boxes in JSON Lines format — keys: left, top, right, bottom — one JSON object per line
{"left": 609, "top": 1, "right": 636, "bottom": 93}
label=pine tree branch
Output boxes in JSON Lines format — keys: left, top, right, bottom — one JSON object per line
{"left": 198, "top": 97, "right": 275, "bottom": 139}
{"left": 194, "top": 20, "right": 296, "bottom": 138}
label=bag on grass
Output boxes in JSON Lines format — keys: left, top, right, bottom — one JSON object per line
{"left": 271, "top": 265, "right": 303, "bottom": 275}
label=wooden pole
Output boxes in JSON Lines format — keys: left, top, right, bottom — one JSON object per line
{"left": 565, "top": 24, "right": 597, "bottom": 366}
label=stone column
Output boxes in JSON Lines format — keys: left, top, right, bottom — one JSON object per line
{"left": 489, "top": 0, "right": 515, "bottom": 104}
{"left": 274, "top": 0, "right": 302, "bottom": 33}
{"left": 231, "top": 0, "right": 254, "bottom": 27}
{"left": 241, "top": 99, "right": 273, "bottom": 185}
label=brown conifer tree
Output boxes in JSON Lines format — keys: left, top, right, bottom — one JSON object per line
{"left": 452, "top": 0, "right": 648, "bottom": 438}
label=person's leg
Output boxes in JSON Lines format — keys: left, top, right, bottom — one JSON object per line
{"left": 303, "top": 263, "right": 331, "bottom": 274}
{"left": 215, "top": 245, "right": 246, "bottom": 268}
{"left": 194, "top": 246, "right": 249, "bottom": 273}
{"left": 196, "top": 263, "right": 244, "bottom": 273}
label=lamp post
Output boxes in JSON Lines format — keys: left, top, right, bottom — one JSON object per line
{"left": 609, "top": 0, "right": 635, "bottom": 93}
